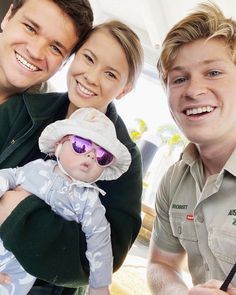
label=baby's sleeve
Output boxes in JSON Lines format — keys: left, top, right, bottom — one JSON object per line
{"left": 0, "top": 168, "right": 18, "bottom": 197}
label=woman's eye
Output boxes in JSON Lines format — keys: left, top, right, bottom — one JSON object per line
{"left": 106, "top": 71, "right": 116, "bottom": 79}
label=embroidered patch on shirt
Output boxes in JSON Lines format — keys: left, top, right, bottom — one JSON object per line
{"left": 186, "top": 214, "right": 194, "bottom": 221}
{"left": 228, "top": 209, "right": 236, "bottom": 216}
{"left": 172, "top": 204, "right": 188, "bottom": 210}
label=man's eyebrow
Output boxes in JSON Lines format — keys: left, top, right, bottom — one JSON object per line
{"left": 23, "top": 16, "right": 40, "bottom": 30}
{"left": 24, "top": 17, "right": 67, "bottom": 53}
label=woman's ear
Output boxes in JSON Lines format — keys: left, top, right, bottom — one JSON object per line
{"left": 1, "top": 4, "right": 13, "bottom": 31}
{"left": 116, "top": 84, "right": 133, "bottom": 100}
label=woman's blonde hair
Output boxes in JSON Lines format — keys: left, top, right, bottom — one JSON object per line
{"left": 80, "top": 20, "right": 144, "bottom": 86}
{"left": 158, "top": 1, "right": 236, "bottom": 86}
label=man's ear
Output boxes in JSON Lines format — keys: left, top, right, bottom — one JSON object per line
{"left": 116, "top": 84, "right": 133, "bottom": 100}
{"left": 1, "top": 4, "right": 13, "bottom": 31}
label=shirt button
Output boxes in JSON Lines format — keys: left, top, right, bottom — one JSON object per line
{"left": 196, "top": 215, "right": 204, "bottom": 223}
{"left": 204, "top": 262, "right": 209, "bottom": 271}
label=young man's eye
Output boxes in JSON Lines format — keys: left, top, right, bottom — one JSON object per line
{"left": 208, "top": 70, "right": 221, "bottom": 77}
{"left": 174, "top": 76, "right": 187, "bottom": 84}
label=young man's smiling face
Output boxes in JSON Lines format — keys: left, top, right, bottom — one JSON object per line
{"left": 167, "top": 38, "right": 236, "bottom": 147}
{"left": 0, "top": 0, "right": 78, "bottom": 99}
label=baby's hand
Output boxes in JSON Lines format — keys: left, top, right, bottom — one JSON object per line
{"left": 0, "top": 273, "right": 11, "bottom": 285}
{"left": 88, "top": 286, "right": 110, "bottom": 295}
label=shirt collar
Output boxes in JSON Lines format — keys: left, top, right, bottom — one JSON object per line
{"left": 182, "top": 143, "right": 236, "bottom": 177}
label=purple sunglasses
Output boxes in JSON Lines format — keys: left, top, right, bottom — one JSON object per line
{"left": 68, "top": 135, "right": 114, "bottom": 167}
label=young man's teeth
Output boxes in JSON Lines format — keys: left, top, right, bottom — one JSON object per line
{"left": 79, "top": 83, "right": 95, "bottom": 96}
{"left": 16, "top": 53, "right": 38, "bottom": 71}
{"left": 186, "top": 106, "right": 213, "bottom": 116}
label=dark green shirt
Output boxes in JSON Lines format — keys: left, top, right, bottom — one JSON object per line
{"left": 0, "top": 92, "right": 142, "bottom": 295}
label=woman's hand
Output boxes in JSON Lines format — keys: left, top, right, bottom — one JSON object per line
{"left": 188, "top": 280, "right": 236, "bottom": 295}
{"left": 0, "top": 186, "right": 31, "bottom": 224}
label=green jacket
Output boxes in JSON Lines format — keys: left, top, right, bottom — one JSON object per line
{"left": 0, "top": 92, "right": 142, "bottom": 295}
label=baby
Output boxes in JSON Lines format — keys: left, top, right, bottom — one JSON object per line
{"left": 0, "top": 107, "right": 131, "bottom": 295}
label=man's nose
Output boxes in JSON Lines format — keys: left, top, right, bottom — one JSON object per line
{"left": 26, "top": 38, "right": 47, "bottom": 60}
{"left": 185, "top": 78, "right": 207, "bottom": 99}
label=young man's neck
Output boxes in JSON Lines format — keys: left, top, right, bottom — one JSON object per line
{"left": 0, "top": 90, "right": 15, "bottom": 104}
{"left": 0, "top": 89, "right": 23, "bottom": 104}
{"left": 197, "top": 139, "right": 236, "bottom": 177}
{"left": 0, "top": 85, "right": 28, "bottom": 104}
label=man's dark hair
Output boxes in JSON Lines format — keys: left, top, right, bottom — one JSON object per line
{"left": 11, "top": 0, "right": 94, "bottom": 49}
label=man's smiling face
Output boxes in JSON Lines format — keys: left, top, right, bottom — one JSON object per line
{"left": 0, "top": 0, "right": 78, "bottom": 97}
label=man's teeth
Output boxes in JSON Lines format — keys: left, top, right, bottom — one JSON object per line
{"left": 16, "top": 53, "right": 39, "bottom": 71}
{"left": 186, "top": 106, "right": 214, "bottom": 116}
{"left": 79, "top": 82, "right": 95, "bottom": 96}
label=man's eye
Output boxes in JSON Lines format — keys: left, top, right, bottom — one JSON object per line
{"left": 50, "top": 45, "right": 63, "bottom": 56}
{"left": 24, "top": 23, "right": 36, "bottom": 34}
{"left": 208, "top": 70, "right": 221, "bottom": 77}
{"left": 174, "top": 77, "right": 187, "bottom": 84}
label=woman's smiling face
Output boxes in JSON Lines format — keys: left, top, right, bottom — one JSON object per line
{"left": 67, "top": 29, "right": 131, "bottom": 114}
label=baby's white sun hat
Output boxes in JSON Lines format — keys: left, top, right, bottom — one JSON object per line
{"left": 39, "top": 107, "right": 131, "bottom": 180}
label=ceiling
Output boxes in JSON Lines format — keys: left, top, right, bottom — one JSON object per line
{"left": 89, "top": 0, "right": 236, "bottom": 68}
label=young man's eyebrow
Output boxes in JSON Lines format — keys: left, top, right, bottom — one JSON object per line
{"left": 170, "top": 59, "right": 226, "bottom": 72}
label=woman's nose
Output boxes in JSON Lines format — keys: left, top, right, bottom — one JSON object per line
{"left": 84, "top": 68, "right": 99, "bottom": 85}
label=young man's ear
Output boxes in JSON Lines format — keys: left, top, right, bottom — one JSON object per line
{"left": 1, "top": 4, "right": 13, "bottom": 31}
{"left": 116, "top": 84, "right": 133, "bottom": 100}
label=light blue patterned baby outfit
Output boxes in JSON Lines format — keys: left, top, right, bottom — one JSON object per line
{"left": 0, "top": 159, "right": 112, "bottom": 295}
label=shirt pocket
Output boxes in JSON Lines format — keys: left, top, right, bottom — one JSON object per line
{"left": 170, "top": 212, "right": 198, "bottom": 242}
{"left": 208, "top": 221, "right": 236, "bottom": 264}
{"left": 209, "top": 220, "right": 236, "bottom": 286}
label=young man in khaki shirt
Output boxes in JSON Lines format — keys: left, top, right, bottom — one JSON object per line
{"left": 147, "top": 2, "right": 236, "bottom": 295}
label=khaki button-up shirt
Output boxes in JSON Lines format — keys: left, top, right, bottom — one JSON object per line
{"left": 152, "top": 143, "right": 236, "bottom": 286}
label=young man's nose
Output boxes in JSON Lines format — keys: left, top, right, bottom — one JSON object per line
{"left": 185, "top": 78, "right": 207, "bottom": 99}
